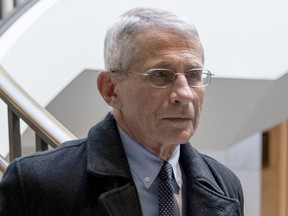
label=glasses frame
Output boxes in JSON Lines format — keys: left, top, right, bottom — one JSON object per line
{"left": 126, "top": 68, "right": 214, "bottom": 88}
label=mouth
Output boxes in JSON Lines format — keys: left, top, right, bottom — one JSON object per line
{"left": 162, "top": 117, "right": 192, "bottom": 123}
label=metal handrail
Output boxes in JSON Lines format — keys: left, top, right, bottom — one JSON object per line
{"left": 0, "top": 155, "right": 9, "bottom": 172}
{"left": 0, "top": 65, "right": 77, "bottom": 171}
{"left": 0, "top": 0, "right": 76, "bottom": 173}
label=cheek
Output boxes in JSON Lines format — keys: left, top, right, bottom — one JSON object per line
{"left": 200, "top": 92, "right": 205, "bottom": 110}
{"left": 119, "top": 86, "right": 148, "bottom": 113}
{"left": 125, "top": 90, "right": 164, "bottom": 126}
{"left": 115, "top": 81, "right": 144, "bottom": 110}
{"left": 194, "top": 90, "right": 204, "bottom": 122}
{"left": 195, "top": 88, "right": 204, "bottom": 107}
{"left": 133, "top": 92, "right": 159, "bottom": 115}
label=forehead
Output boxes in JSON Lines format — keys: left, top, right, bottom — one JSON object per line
{"left": 131, "top": 27, "right": 204, "bottom": 69}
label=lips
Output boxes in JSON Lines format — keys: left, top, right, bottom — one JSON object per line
{"left": 162, "top": 117, "right": 192, "bottom": 123}
{"left": 160, "top": 109, "right": 195, "bottom": 123}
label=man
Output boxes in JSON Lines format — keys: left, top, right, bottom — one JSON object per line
{"left": 0, "top": 7, "right": 244, "bottom": 216}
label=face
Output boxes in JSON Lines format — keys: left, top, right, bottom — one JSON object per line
{"left": 109, "top": 28, "right": 204, "bottom": 153}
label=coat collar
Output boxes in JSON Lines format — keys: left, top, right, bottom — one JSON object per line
{"left": 180, "top": 144, "right": 223, "bottom": 194}
{"left": 85, "top": 113, "right": 241, "bottom": 216}
{"left": 180, "top": 144, "right": 242, "bottom": 215}
{"left": 85, "top": 113, "right": 143, "bottom": 216}
{"left": 86, "top": 112, "right": 221, "bottom": 187}
{"left": 86, "top": 112, "right": 131, "bottom": 178}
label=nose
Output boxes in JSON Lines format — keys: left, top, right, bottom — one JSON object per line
{"left": 169, "top": 74, "right": 194, "bottom": 105}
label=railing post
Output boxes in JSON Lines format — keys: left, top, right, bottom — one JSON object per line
{"left": 0, "top": 0, "right": 14, "bottom": 19}
{"left": 14, "top": 0, "right": 27, "bottom": 8}
{"left": 35, "top": 134, "right": 48, "bottom": 152}
{"left": 0, "top": 0, "right": 3, "bottom": 20}
{"left": 8, "top": 107, "right": 21, "bottom": 160}
{"left": 0, "top": 155, "right": 9, "bottom": 172}
{"left": 1, "top": 65, "right": 77, "bottom": 171}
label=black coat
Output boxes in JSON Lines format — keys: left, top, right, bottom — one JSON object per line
{"left": 0, "top": 113, "right": 244, "bottom": 215}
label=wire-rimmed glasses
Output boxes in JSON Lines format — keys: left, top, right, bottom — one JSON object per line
{"left": 125, "top": 68, "right": 214, "bottom": 88}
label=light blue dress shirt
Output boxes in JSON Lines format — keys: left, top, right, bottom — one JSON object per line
{"left": 117, "top": 125, "right": 181, "bottom": 216}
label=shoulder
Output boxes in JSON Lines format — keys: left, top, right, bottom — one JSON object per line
{"left": 201, "top": 153, "right": 244, "bottom": 207}
{"left": 3, "top": 112, "right": 116, "bottom": 181}
{"left": 182, "top": 144, "right": 242, "bottom": 188}
{"left": 0, "top": 138, "right": 89, "bottom": 215}
{"left": 201, "top": 154, "right": 235, "bottom": 175}
{"left": 5, "top": 138, "right": 87, "bottom": 183}
{"left": 180, "top": 144, "right": 244, "bottom": 210}
{"left": 1, "top": 138, "right": 88, "bottom": 194}
{"left": 201, "top": 154, "right": 241, "bottom": 185}
{"left": 17, "top": 138, "right": 87, "bottom": 165}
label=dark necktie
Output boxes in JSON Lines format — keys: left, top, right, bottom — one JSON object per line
{"left": 158, "top": 161, "right": 180, "bottom": 216}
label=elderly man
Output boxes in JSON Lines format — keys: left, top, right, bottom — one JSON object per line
{"left": 0, "top": 7, "right": 244, "bottom": 216}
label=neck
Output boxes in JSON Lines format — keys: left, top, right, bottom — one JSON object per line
{"left": 113, "top": 110, "right": 179, "bottom": 160}
{"left": 145, "top": 144, "right": 178, "bottom": 161}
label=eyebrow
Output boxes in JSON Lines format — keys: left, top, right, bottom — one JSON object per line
{"left": 149, "top": 61, "right": 173, "bottom": 69}
{"left": 149, "top": 61, "right": 202, "bottom": 70}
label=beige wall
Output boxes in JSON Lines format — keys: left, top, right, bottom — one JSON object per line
{"left": 261, "top": 121, "right": 288, "bottom": 216}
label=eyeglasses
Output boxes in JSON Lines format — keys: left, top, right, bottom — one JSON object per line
{"left": 126, "top": 68, "right": 214, "bottom": 88}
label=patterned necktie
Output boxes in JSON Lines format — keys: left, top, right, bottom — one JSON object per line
{"left": 158, "top": 161, "right": 180, "bottom": 216}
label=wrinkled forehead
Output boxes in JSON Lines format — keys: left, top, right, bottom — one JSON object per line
{"left": 131, "top": 27, "right": 204, "bottom": 66}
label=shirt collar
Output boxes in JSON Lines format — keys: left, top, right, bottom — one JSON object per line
{"left": 117, "top": 125, "right": 180, "bottom": 188}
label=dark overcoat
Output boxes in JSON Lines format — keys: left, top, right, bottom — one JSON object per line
{"left": 0, "top": 113, "right": 244, "bottom": 215}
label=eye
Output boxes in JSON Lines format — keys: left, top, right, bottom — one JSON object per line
{"left": 147, "top": 69, "right": 174, "bottom": 87}
{"left": 185, "top": 69, "right": 202, "bottom": 80}
{"left": 149, "top": 69, "right": 172, "bottom": 78}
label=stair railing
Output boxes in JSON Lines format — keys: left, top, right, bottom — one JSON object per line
{"left": 0, "top": 65, "right": 77, "bottom": 172}
{"left": 0, "top": 154, "right": 9, "bottom": 172}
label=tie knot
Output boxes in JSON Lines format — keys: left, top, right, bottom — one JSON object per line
{"left": 159, "top": 162, "right": 173, "bottom": 180}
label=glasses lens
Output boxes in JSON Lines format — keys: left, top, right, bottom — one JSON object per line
{"left": 185, "top": 69, "right": 203, "bottom": 86}
{"left": 186, "top": 69, "right": 212, "bottom": 87}
{"left": 202, "top": 71, "right": 211, "bottom": 86}
{"left": 147, "top": 69, "right": 174, "bottom": 87}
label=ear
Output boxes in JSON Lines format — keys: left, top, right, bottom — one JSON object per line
{"left": 97, "top": 71, "right": 121, "bottom": 109}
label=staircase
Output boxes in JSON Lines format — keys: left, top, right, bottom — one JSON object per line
{"left": 0, "top": 0, "right": 77, "bottom": 173}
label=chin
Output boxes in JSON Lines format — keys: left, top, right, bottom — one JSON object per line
{"left": 167, "top": 134, "right": 193, "bottom": 145}
{"left": 179, "top": 131, "right": 194, "bottom": 144}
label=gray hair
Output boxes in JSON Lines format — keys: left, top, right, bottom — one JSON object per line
{"left": 104, "top": 7, "right": 204, "bottom": 78}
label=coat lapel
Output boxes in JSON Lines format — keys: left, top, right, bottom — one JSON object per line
{"left": 85, "top": 113, "right": 142, "bottom": 216}
{"left": 99, "top": 182, "right": 142, "bottom": 216}
{"left": 187, "top": 181, "right": 241, "bottom": 215}
{"left": 180, "top": 144, "right": 241, "bottom": 216}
